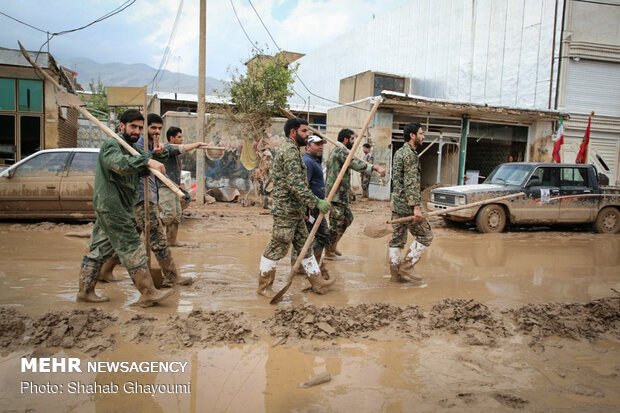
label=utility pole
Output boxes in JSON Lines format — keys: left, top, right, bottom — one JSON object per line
{"left": 196, "top": 0, "right": 206, "bottom": 205}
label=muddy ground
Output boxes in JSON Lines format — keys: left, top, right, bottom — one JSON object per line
{"left": 0, "top": 199, "right": 619, "bottom": 412}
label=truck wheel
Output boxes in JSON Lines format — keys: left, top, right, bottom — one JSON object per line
{"left": 595, "top": 207, "right": 620, "bottom": 234}
{"left": 476, "top": 204, "right": 506, "bottom": 233}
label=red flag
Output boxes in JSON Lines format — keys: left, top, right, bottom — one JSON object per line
{"left": 552, "top": 118, "right": 564, "bottom": 163}
{"left": 575, "top": 116, "right": 591, "bottom": 164}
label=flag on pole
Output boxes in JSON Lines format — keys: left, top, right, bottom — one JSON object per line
{"left": 575, "top": 115, "right": 592, "bottom": 164}
{"left": 552, "top": 118, "right": 564, "bottom": 163}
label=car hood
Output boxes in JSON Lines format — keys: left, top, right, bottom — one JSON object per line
{"left": 432, "top": 184, "right": 513, "bottom": 195}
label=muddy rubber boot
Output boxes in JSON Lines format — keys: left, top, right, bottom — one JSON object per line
{"left": 128, "top": 266, "right": 174, "bottom": 307}
{"left": 303, "top": 256, "right": 335, "bottom": 294}
{"left": 76, "top": 257, "right": 109, "bottom": 303}
{"left": 398, "top": 241, "right": 425, "bottom": 282}
{"left": 158, "top": 256, "right": 193, "bottom": 287}
{"left": 98, "top": 254, "right": 121, "bottom": 283}
{"left": 389, "top": 247, "right": 405, "bottom": 282}
{"left": 166, "top": 222, "right": 179, "bottom": 247}
{"left": 314, "top": 249, "right": 331, "bottom": 281}
{"left": 257, "top": 256, "right": 277, "bottom": 297}
{"left": 290, "top": 250, "right": 306, "bottom": 276}
{"left": 324, "top": 236, "right": 343, "bottom": 260}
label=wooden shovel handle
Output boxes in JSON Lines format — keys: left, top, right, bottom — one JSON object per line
{"left": 270, "top": 98, "right": 382, "bottom": 304}
{"left": 388, "top": 192, "right": 525, "bottom": 224}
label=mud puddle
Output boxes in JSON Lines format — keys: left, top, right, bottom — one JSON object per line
{"left": 0, "top": 201, "right": 619, "bottom": 411}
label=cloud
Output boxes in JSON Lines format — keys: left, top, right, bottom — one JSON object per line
{"left": 0, "top": 0, "right": 409, "bottom": 80}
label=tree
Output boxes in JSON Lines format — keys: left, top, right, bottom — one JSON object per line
{"left": 86, "top": 77, "right": 109, "bottom": 117}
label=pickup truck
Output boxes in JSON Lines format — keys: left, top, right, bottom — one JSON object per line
{"left": 429, "top": 163, "right": 620, "bottom": 233}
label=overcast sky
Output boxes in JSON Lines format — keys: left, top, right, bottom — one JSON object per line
{"left": 2, "top": 0, "right": 410, "bottom": 80}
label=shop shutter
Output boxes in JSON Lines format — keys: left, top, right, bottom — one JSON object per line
{"left": 565, "top": 59, "right": 620, "bottom": 117}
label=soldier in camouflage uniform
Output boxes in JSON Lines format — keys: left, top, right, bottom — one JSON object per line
{"left": 76, "top": 109, "right": 173, "bottom": 306}
{"left": 324, "top": 129, "right": 386, "bottom": 259}
{"left": 389, "top": 122, "right": 433, "bottom": 283}
{"left": 258, "top": 118, "right": 334, "bottom": 297}
{"left": 134, "top": 114, "right": 193, "bottom": 287}
{"left": 361, "top": 143, "right": 374, "bottom": 198}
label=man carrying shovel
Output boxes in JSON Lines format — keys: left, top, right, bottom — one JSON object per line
{"left": 257, "top": 118, "right": 334, "bottom": 297}
{"left": 324, "top": 128, "right": 386, "bottom": 259}
{"left": 76, "top": 109, "right": 174, "bottom": 306}
{"left": 389, "top": 122, "right": 433, "bottom": 283}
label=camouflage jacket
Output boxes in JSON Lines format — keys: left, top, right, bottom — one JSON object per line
{"left": 391, "top": 143, "right": 421, "bottom": 215}
{"left": 93, "top": 135, "right": 156, "bottom": 214}
{"left": 325, "top": 146, "right": 372, "bottom": 205}
{"left": 271, "top": 138, "right": 319, "bottom": 218}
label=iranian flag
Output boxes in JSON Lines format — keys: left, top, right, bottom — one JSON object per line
{"left": 552, "top": 118, "right": 564, "bottom": 163}
{"left": 575, "top": 115, "right": 591, "bottom": 164}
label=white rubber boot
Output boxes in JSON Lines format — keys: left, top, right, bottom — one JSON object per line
{"left": 257, "top": 256, "right": 278, "bottom": 297}
{"left": 389, "top": 247, "right": 403, "bottom": 282}
{"left": 399, "top": 241, "right": 425, "bottom": 281}
{"left": 303, "top": 255, "right": 335, "bottom": 294}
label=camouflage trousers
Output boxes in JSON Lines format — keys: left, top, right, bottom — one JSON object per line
{"left": 86, "top": 209, "right": 148, "bottom": 271}
{"left": 134, "top": 202, "right": 172, "bottom": 261}
{"left": 264, "top": 215, "right": 314, "bottom": 261}
{"left": 291, "top": 208, "right": 331, "bottom": 261}
{"left": 158, "top": 186, "right": 182, "bottom": 226}
{"left": 389, "top": 212, "right": 434, "bottom": 248}
{"left": 328, "top": 202, "right": 353, "bottom": 246}
{"left": 361, "top": 173, "right": 371, "bottom": 197}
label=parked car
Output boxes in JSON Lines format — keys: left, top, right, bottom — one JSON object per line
{"left": 429, "top": 162, "right": 620, "bottom": 233}
{"left": 0, "top": 148, "right": 99, "bottom": 219}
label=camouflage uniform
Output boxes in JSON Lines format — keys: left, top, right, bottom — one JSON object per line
{"left": 263, "top": 139, "right": 320, "bottom": 261}
{"left": 325, "top": 146, "right": 372, "bottom": 248}
{"left": 159, "top": 143, "right": 184, "bottom": 226}
{"left": 134, "top": 202, "right": 171, "bottom": 261}
{"left": 390, "top": 144, "right": 433, "bottom": 248}
{"left": 361, "top": 151, "right": 374, "bottom": 197}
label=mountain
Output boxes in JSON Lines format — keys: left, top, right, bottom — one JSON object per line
{"left": 60, "top": 57, "right": 228, "bottom": 95}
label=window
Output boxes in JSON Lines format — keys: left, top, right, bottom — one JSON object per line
{"left": 0, "top": 78, "right": 16, "bottom": 111}
{"left": 561, "top": 168, "right": 587, "bottom": 187}
{"left": 373, "top": 74, "right": 406, "bottom": 96}
{"left": 0, "top": 78, "right": 44, "bottom": 164}
{"left": 13, "top": 152, "right": 70, "bottom": 178}
{"left": 18, "top": 80, "right": 43, "bottom": 112}
{"left": 67, "top": 152, "right": 98, "bottom": 176}
{"left": 531, "top": 167, "right": 559, "bottom": 187}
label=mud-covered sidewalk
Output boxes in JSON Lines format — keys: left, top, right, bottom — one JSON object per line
{"left": 1, "top": 200, "right": 619, "bottom": 412}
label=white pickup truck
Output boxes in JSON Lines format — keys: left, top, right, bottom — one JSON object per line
{"left": 429, "top": 163, "right": 620, "bottom": 233}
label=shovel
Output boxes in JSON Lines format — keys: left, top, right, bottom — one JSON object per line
{"left": 270, "top": 98, "right": 382, "bottom": 304}
{"left": 363, "top": 192, "right": 526, "bottom": 238}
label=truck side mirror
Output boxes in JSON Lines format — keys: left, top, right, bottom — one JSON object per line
{"left": 526, "top": 176, "right": 541, "bottom": 187}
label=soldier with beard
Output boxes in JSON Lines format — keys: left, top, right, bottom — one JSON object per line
{"left": 257, "top": 118, "right": 335, "bottom": 297}
{"left": 324, "top": 128, "right": 386, "bottom": 259}
{"left": 76, "top": 109, "right": 173, "bottom": 306}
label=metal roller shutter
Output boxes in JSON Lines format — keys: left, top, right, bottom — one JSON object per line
{"left": 565, "top": 59, "right": 620, "bottom": 117}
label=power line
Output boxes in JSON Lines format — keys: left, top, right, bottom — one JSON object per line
{"left": 229, "top": 0, "right": 307, "bottom": 105}
{"left": 246, "top": 0, "right": 371, "bottom": 112}
{"left": 151, "top": 0, "right": 184, "bottom": 92}
{"left": 0, "top": 11, "right": 47, "bottom": 33}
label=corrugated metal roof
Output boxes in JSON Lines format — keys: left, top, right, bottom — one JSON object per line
{"left": 0, "top": 47, "right": 50, "bottom": 69}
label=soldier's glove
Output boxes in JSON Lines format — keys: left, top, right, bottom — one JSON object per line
{"left": 317, "top": 199, "right": 331, "bottom": 214}
{"left": 181, "top": 188, "right": 192, "bottom": 204}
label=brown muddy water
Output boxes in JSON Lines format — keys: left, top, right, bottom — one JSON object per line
{"left": 0, "top": 202, "right": 619, "bottom": 412}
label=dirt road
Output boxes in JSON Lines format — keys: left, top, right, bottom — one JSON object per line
{"left": 1, "top": 200, "right": 619, "bottom": 412}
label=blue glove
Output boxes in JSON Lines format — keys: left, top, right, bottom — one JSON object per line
{"left": 317, "top": 199, "right": 331, "bottom": 214}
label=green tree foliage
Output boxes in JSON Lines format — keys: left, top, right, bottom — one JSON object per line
{"left": 227, "top": 51, "right": 297, "bottom": 121}
{"left": 86, "top": 77, "right": 109, "bottom": 117}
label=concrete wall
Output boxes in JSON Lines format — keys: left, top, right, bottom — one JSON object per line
{"left": 162, "top": 112, "right": 287, "bottom": 191}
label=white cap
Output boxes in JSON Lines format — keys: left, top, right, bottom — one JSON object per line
{"left": 307, "top": 136, "right": 325, "bottom": 144}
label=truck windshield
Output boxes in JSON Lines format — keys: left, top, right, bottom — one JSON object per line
{"left": 485, "top": 164, "right": 532, "bottom": 186}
